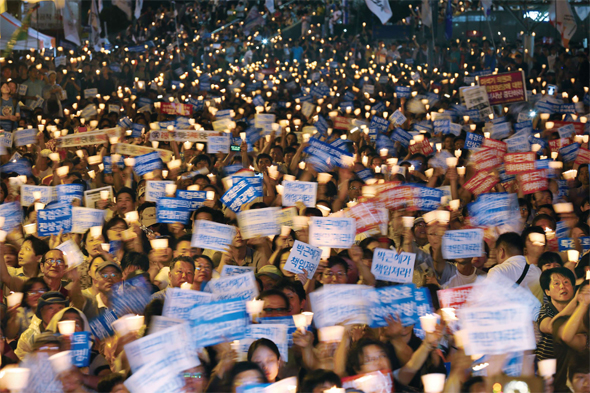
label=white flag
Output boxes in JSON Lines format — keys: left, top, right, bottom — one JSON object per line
{"left": 134, "top": 0, "right": 142, "bottom": 19}
{"left": 265, "top": 0, "right": 275, "bottom": 13}
{"left": 549, "top": 0, "right": 577, "bottom": 48}
{"left": 422, "top": 0, "right": 432, "bottom": 27}
{"left": 364, "top": 0, "right": 392, "bottom": 25}
{"left": 113, "top": 0, "right": 132, "bottom": 20}
{"left": 61, "top": 0, "right": 80, "bottom": 45}
{"left": 89, "top": 0, "right": 101, "bottom": 47}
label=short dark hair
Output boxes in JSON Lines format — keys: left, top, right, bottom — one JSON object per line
{"left": 116, "top": 186, "right": 136, "bottom": 202}
{"left": 521, "top": 226, "right": 546, "bottom": 245}
{"left": 24, "top": 235, "right": 50, "bottom": 257}
{"left": 540, "top": 267, "right": 576, "bottom": 296}
{"left": 327, "top": 256, "right": 349, "bottom": 273}
{"left": 538, "top": 252, "right": 563, "bottom": 270}
{"left": 299, "top": 369, "right": 341, "bottom": 393}
{"left": 228, "top": 362, "right": 267, "bottom": 387}
{"left": 257, "top": 289, "right": 290, "bottom": 309}
{"left": 170, "top": 256, "right": 195, "bottom": 272}
{"left": 120, "top": 251, "right": 150, "bottom": 272}
{"left": 495, "top": 232, "right": 524, "bottom": 256}
{"left": 97, "top": 373, "right": 126, "bottom": 393}
{"left": 247, "top": 338, "right": 281, "bottom": 361}
{"left": 195, "top": 254, "right": 214, "bottom": 270}
{"left": 176, "top": 233, "right": 193, "bottom": 246}
{"left": 532, "top": 214, "right": 556, "bottom": 231}
{"left": 256, "top": 153, "right": 272, "bottom": 165}
{"left": 532, "top": 189, "right": 553, "bottom": 202}
{"left": 275, "top": 279, "right": 305, "bottom": 304}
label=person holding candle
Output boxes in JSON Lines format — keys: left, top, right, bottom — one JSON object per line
{"left": 152, "top": 256, "right": 195, "bottom": 300}
{"left": 79, "top": 261, "right": 122, "bottom": 321}
{"left": 522, "top": 226, "right": 548, "bottom": 267}
{"left": 4, "top": 277, "right": 49, "bottom": 341}
{"left": 0, "top": 236, "right": 50, "bottom": 293}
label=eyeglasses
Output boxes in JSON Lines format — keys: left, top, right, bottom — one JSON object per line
{"left": 364, "top": 352, "right": 388, "bottom": 364}
{"left": 100, "top": 272, "right": 121, "bottom": 280}
{"left": 174, "top": 270, "right": 194, "bottom": 277}
{"left": 263, "top": 307, "right": 288, "bottom": 313}
{"left": 183, "top": 373, "right": 203, "bottom": 379}
{"left": 27, "top": 289, "right": 46, "bottom": 296}
{"left": 195, "top": 265, "right": 212, "bottom": 272}
{"left": 323, "top": 271, "right": 347, "bottom": 278}
{"left": 45, "top": 259, "right": 65, "bottom": 266}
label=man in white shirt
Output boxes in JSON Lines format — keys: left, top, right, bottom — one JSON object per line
{"left": 486, "top": 232, "right": 543, "bottom": 302}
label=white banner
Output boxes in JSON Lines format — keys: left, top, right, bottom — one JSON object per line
{"left": 364, "top": 0, "right": 392, "bottom": 24}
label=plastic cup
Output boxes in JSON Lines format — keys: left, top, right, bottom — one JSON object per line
{"left": 2, "top": 367, "right": 30, "bottom": 390}
{"left": 57, "top": 320, "right": 76, "bottom": 336}
{"left": 419, "top": 314, "right": 439, "bottom": 333}
{"left": 126, "top": 315, "right": 144, "bottom": 332}
{"left": 318, "top": 326, "right": 345, "bottom": 342}
{"left": 125, "top": 211, "right": 139, "bottom": 224}
{"left": 402, "top": 216, "right": 415, "bottom": 228}
{"left": 48, "top": 351, "right": 72, "bottom": 375}
{"left": 292, "top": 314, "right": 307, "bottom": 330}
{"left": 421, "top": 373, "right": 446, "bottom": 393}
{"left": 111, "top": 317, "right": 131, "bottom": 336}
{"left": 538, "top": 358, "right": 556, "bottom": 377}
{"left": 245, "top": 299, "right": 264, "bottom": 316}
{"left": 6, "top": 292, "right": 23, "bottom": 308}
{"left": 165, "top": 184, "right": 177, "bottom": 195}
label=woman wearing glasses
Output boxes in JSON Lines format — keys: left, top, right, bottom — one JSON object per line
{"left": 4, "top": 277, "right": 49, "bottom": 341}
{"left": 40, "top": 249, "right": 69, "bottom": 297}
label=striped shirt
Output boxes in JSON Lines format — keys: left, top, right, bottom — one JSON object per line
{"left": 535, "top": 302, "right": 558, "bottom": 360}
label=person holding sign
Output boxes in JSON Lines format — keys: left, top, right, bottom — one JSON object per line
{"left": 152, "top": 257, "right": 195, "bottom": 300}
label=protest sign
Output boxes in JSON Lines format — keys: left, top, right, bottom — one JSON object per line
{"left": 560, "top": 143, "right": 580, "bottom": 163}
{"left": 14, "top": 128, "right": 37, "bottom": 147}
{"left": 124, "top": 322, "right": 199, "bottom": 373}
{"left": 345, "top": 201, "right": 385, "bottom": 234}
{"left": 472, "top": 148, "right": 503, "bottom": 172}
{"left": 149, "top": 129, "right": 216, "bottom": 142}
{"left": 389, "top": 110, "right": 407, "bottom": 126}
{"left": 56, "top": 184, "right": 84, "bottom": 204}
{"left": 221, "top": 265, "right": 255, "bottom": 277}
{"left": 158, "top": 102, "right": 193, "bottom": 116}
{"left": 71, "top": 332, "right": 91, "bottom": 367}
{"left": 391, "top": 128, "right": 412, "bottom": 147}
{"left": 189, "top": 299, "right": 249, "bottom": 347}
{"left": 558, "top": 237, "right": 590, "bottom": 252}
{"left": 557, "top": 124, "right": 576, "bottom": 139}
{"left": 191, "top": 220, "right": 236, "bottom": 252}
{"left": 459, "top": 303, "right": 536, "bottom": 355}
{"left": 237, "top": 207, "right": 279, "bottom": 239}
{"left": 221, "top": 179, "right": 259, "bottom": 213}
{"left": 464, "top": 132, "right": 484, "bottom": 150}
{"left": 438, "top": 285, "right": 474, "bottom": 309}
{"left": 283, "top": 240, "right": 322, "bottom": 279}
{"left": 20, "top": 184, "right": 56, "bottom": 207}
{"left": 282, "top": 180, "right": 318, "bottom": 207}
{"left": 395, "top": 86, "right": 411, "bottom": 98}
{"left": 479, "top": 71, "right": 526, "bottom": 105}
{"left": 490, "top": 122, "right": 512, "bottom": 140}
{"left": 370, "top": 248, "right": 416, "bottom": 283}
{"left": 176, "top": 189, "right": 207, "bottom": 210}
{"left": 518, "top": 170, "right": 548, "bottom": 195}
{"left": 134, "top": 151, "right": 163, "bottom": 176}
{"left": 463, "top": 171, "right": 499, "bottom": 196}
{"left": 84, "top": 88, "right": 98, "bottom": 98}
{"left": 162, "top": 288, "right": 213, "bottom": 321}
{"left": 310, "top": 284, "right": 372, "bottom": 328}
{"left": 156, "top": 197, "right": 191, "bottom": 224}
{"left": 276, "top": 207, "right": 297, "bottom": 229}
{"left": 37, "top": 205, "right": 72, "bottom": 236}
{"left": 56, "top": 240, "right": 85, "bottom": 269}
{"left": 442, "top": 229, "right": 484, "bottom": 259}
{"left": 114, "top": 143, "right": 173, "bottom": 162}
{"left": 408, "top": 138, "right": 434, "bottom": 156}
{"left": 238, "top": 324, "right": 289, "bottom": 361}
{"left": 506, "top": 133, "right": 530, "bottom": 153}
{"left": 145, "top": 181, "right": 174, "bottom": 203}
{"left": 366, "top": 284, "right": 419, "bottom": 327}
{"left": 309, "top": 217, "right": 356, "bottom": 248}
{"left": 304, "top": 138, "right": 353, "bottom": 169}
{"left": 576, "top": 147, "right": 590, "bottom": 165}
{"left": 56, "top": 127, "right": 118, "bottom": 148}
{"left": 124, "top": 357, "right": 186, "bottom": 393}
{"left": 83, "top": 186, "right": 113, "bottom": 209}
{"left": 0, "top": 202, "right": 22, "bottom": 232}
{"left": 148, "top": 316, "right": 185, "bottom": 335}
{"left": 504, "top": 152, "right": 536, "bottom": 175}
{"left": 482, "top": 138, "right": 508, "bottom": 157}
{"left": 207, "top": 134, "right": 230, "bottom": 154}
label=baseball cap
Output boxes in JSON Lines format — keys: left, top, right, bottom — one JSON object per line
{"left": 96, "top": 261, "right": 123, "bottom": 274}
{"left": 141, "top": 206, "right": 157, "bottom": 227}
{"left": 256, "top": 265, "right": 283, "bottom": 281}
{"left": 36, "top": 292, "right": 69, "bottom": 319}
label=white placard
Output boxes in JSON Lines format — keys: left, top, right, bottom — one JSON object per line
{"left": 441, "top": 229, "right": 484, "bottom": 260}
{"left": 237, "top": 207, "right": 280, "bottom": 240}
{"left": 283, "top": 240, "right": 322, "bottom": 279}
{"left": 309, "top": 284, "right": 372, "bottom": 328}
{"left": 83, "top": 186, "right": 113, "bottom": 209}
{"left": 162, "top": 288, "right": 213, "bottom": 321}
{"left": 282, "top": 181, "right": 317, "bottom": 208}
{"left": 207, "top": 134, "right": 230, "bottom": 154}
{"left": 221, "top": 265, "right": 255, "bottom": 277}
{"left": 207, "top": 272, "right": 259, "bottom": 301}
{"left": 191, "top": 220, "right": 236, "bottom": 252}
{"left": 370, "top": 248, "right": 416, "bottom": 283}
{"left": 308, "top": 217, "right": 356, "bottom": 248}
{"left": 71, "top": 207, "right": 105, "bottom": 234}
{"left": 145, "top": 181, "right": 174, "bottom": 203}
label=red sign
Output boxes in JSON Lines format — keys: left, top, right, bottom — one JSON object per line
{"left": 552, "top": 121, "right": 585, "bottom": 135}
{"left": 408, "top": 138, "right": 434, "bottom": 156}
{"left": 549, "top": 138, "right": 571, "bottom": 153}
{"left": 518, "top": 170, "right": 548, "bottom": 195}
{"left": 158, "top": 103, "right": 193, "bottom": 116}
{"left": 463, "top": 170, "right": 499, "bottom": 195}
{"left": 576, "top": 148, "right": 590, "bottom": 165}
{"left": 333, "top": 116, "right": 351, "bottom": 130}
{"left": 378, "top": 184, "right": 413, "bottom": 210}
{"left": 504, "top": 152, "right": 536, "bottom": 174}
{"left": 438, "top": 285, "right": 474, "bottom": 309}
{"left": 472, "top": 148, "right": 503, "bottom": 172}
{"left": 481, "top": 138, "right": 507, "bottom": 158}
{"left": 479, "top": 71, "right": 527, "bottom": 105}
{"left": 345, "top": 200, "right": 384, "bottom": 234}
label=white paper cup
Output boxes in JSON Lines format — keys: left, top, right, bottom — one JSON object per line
{"left": 419, "top": 314, "right": 439, "bottom": 333}
{"left": 124, "top": 157, "right": 135, "bottom": 167}
{"left": 32, "top": 191, "right": 42, "bottom": 200}
{"left": 449, "top": 199, "right": 461, "bottom": 211}
{"left": 292, "top": 216, "right": 309, "bottom": 231}
{"left": 402, "top": 216, "right": 415, "bottom": 228}
{"left": 2, "top": 367, "right": 30, "bottom": 390}
{"left": 303, "top": 311, "right": 314, "bottom": 326}
{"left": 563, "top": 170, "right": 577, "bottom": 180}
{"left": 150, "top": 239, "right": 168, "bottom": 250}
{"left": 538, "top": 358, "right": 557, "bottom": 377}
{"left": 456, "top": 166, "right": 466, "bottom": 176}
{"left": 423, "top": 211, "right": 438, "bottom": 225}
{"left": 58, "top": 320, "right": 76, "bottom": 336}
{"left": 283, "top": 175, "right": 296, "bottom": 182}
{"left": 188, "top": 185, "right": 200, "bottom": 191}
{"left": 454, "top": 330, "right": 469, "bottom": 349}
{"left": 23, "top": 224, "right": 36, "bottom": 235}
{"left": 167, "top": 159, "right": 182, "bottom": 170}
{"left": 34, "top": 203, "right": 45, "bottom": 212}
{"left": 125, "top": 211, "right": 139, "bottom": 224}
{"left": 548, "top": 161, "right": 563, "bottom": 169}
{"left": 567, "top": 249, "right": 580, "bottom": 262}
{"left": 88, "top": 155, "right": 102, "bottom": 165}
{"left": 90, "top": 226, "right": 103, "bottom": 239}
{"left": 319, "top": 326, "right": 345, "bottom": 342}
{"left": 292, "top": 314, "right": 308, "bottom": 330}
{"left": 0, "top": 230, "right": 6, "bottom": 243}
{"left": 100, "top": 190, "right": 110, "bottom": 200}
{"left": 126, "top": 315, "right": 144, "bottom": 332}
{"left": 445, "top": 157, "right": 458, "bottom": 168}
{"left": 421, "top": 373, "right": 446, "bottom": 393}
{"left": 206, "top": 191, "right": 215, "bottom": 200}
{"left": 49, "top": 153, "right": 60, "bottom": 162}
{"left": 48, "top": 351, "right": 72, "bottom": 374}
{"left": 436, "top": 210, "right": 450, "bottom": 224}
{"left": 100, "top": 243, "right": 110, "bottom": 252}
{"left": 165, "top": 184, "right": 177, "bottom": 195}
{"left": 56, "top": 166, "right": 69, "bottom": 177}
{"left": 6, "top": 292, "right": 23, "bottom": 308}
{"left": 111, "top": 317, "right": 131, "bottom": 336}
{"left": 529, "top": 233, "right": 545, "bottom": 246}
{"left": 317, "top": 173, "right": 332, "bottom": 184}
{"left": 180, "top": 282, "right": 192, "bottom": 290}
{"left": 245, "top": 299, "right": 264, "bottom": 315}
{"left": 424, "top": 168, "right": 434, "bottom": 178}
{"left": 281, "top": 226, "right": 291, "bottom": 237}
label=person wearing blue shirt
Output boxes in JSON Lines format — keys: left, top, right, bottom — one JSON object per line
{"left": 0, "top": 82, "right": 20, "bottom": 132}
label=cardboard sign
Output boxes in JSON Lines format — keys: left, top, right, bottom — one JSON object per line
{"left": 479, "top": 71, "right": 527, "bottom": 105}
{"left": 282, "top": 181, "right": 318, "bottom": 208}
{"left": 518, "top": 170, "right": 548, "bottom": 195}
{"left": 236, "top": 207, "right": 279, "bottom": 239}
{"left": 308, "top": 217, "right": 356, "bottom": 248}
{"left": 283, "top": 240, "right": 322, "bottom": 279}
{"left": 191, "top": 220, "right": 236, "bottom": 252}
{"left": 504, "top": 152, "right": 536, "bottom": 174}
{"left": 442, "top": 229, "right": 484, "bottom": 259}
{"left": 463, "top": 171, "right": 499, "bottom": 196}
{"left": 437, "top": 285, "right": 474, "bottom": 309}
{"left": 371, "top": 248, "right": 416, "bottom": 283}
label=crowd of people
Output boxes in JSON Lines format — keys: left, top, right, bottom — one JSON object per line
{"left": 0, "top": 0, "right": 588, "bottom": 392}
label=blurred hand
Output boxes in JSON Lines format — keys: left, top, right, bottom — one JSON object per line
{"left": 293, "top": 329, "right": 314, "bottom": 348}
